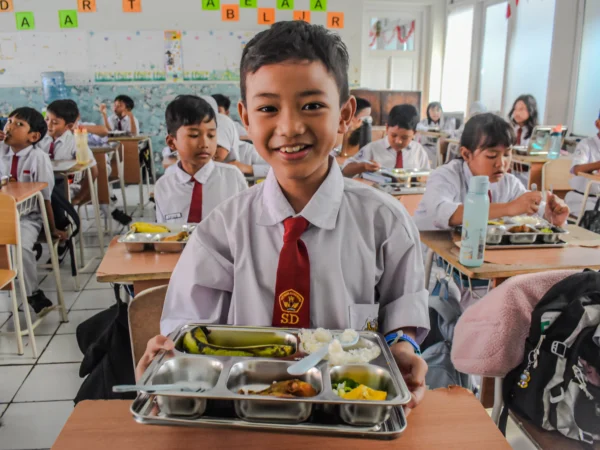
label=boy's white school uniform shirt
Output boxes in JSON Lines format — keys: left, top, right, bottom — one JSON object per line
{"left": 565, "top": 134, "right": 600, "bottom": 216}
{"left": 154, "top": 159, "right": 248, "bottom": 224}
{"left": 161, "top": 159, "right": 430, "bottom": 340}
{"left": 344, "top": 138, "right": 430, "bottom": 171}
{"left": 414, "top": 159, "right": 529, "bottom": 231}
{"left": 107, "top": 114, "right": 140, "bottom": 134}
{"left": 238, "top": 141, "right": 270, "bottom": 178}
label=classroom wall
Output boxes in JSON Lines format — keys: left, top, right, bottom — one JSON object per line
{"left": 0, "top": 0, "right": 365, "bottom": 162}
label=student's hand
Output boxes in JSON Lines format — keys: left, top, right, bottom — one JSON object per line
{"left": 390, "top": 341, "right": 427, "bottom": 417}
{"left": 362, "top": 161, "right": 381, "bottom": 173}
{"left": 545, "top": 192, "right": 569, "bottom": 226}
{"left": 52, "top": 229, "right": 69, "bottom": 242}
{"left": 135, "top": 335, "right": 175, "bottom": 381}
{"left": 99, "top": 104, "right": 107, "bottom": 115}
{"left": 509, "top": 191, "right": 543, "bottom": 216}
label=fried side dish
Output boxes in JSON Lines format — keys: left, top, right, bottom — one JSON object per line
{"left": 508, "top": 225, "right": 532, "bottom": 233}
{"left": 239, "top": 380, "right": 318, "bottom": 398}
{"left": 161, "top": 231, "right": 189, "bottom": 242}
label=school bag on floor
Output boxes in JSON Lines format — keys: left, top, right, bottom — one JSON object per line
{"left": 421, "top": 275, "right": 472, "bottom": 390}
{"left": 499, "top": 270, "right": 600, "bottom": 444}
{"left": 580, "top": 198, "right": 600, "bottom": 234}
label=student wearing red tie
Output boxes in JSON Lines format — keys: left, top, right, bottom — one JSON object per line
{"left": 100, "top": 95, "right": 140, "bottom": 135}
{"left": 153, "top": 95, "right": 247, "bottom": 225}
{"left": 138, "top": 22, "right": 429, "bottom": 416}
{"left": 0, "top": 108, "right": 66, "bottom": 314}
{"left": 509, "top": 94, "right": 539, "bottom": 147}
{"left": 414, "top": 113, "right": 568, "bottom": 230}
{"left": 341, "top": 104, "right": 430, "bottom": 178}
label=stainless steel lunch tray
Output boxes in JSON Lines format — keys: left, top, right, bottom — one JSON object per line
{"left": 117, "top": 224, "right": 196, "bottom": 253}
{"left": 133, "top": 325, "right": 411, "bottom": 435}
{"left": 379, "top": 168, "right": 431, "bottom": 180}
{"left": 456, "top": 221, "right": 569, "bottom": 249}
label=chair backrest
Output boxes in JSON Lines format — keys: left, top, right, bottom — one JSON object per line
{"left": 541, "top": 158, "right": 573, "bottom": 193}
{"left": 0, "top": 193, "right": 19, "bottom": 245}
{"left": 128, "top": 284, "right": 168, "bottom": 366}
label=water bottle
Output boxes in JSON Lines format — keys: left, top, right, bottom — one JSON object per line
{"left": 41, "top": 71, "right": 68, "bottom": 104}
{"left": 459, "top": 175, "right": 490, "bottom": 267}
{"left": 547, "top": 125, "right": 562, "bottom": 160}
{"left": 75, "top": 129, "right": 91, "bottom": 165}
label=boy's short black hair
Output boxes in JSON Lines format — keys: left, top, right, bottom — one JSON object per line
{"left": 47, "top": 99, "right": 79, "bottom": 124}
{"left": 8, "top": 107, "right": 47, "bottom": 143}
{"left": 115, "top": 95, "right": 135, "bottom": 111}
{"left": 240, "top": 21, "right": 349, "bottom": 105}
{"left": 355, "top": 97, "right": 371, "bottom": 115}
{"left": 461, "top": 113, "right": 515, "bottom": 153}
{"left": 388, "top": 104, "right": 419, "bottom": 131}
{"left": 165, "top": 95, "right": 216, "bottom": 136}
{"left": 212, "top": 94, "right": 231, "bottom": 112}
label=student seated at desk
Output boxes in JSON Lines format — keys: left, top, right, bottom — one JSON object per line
{"left": 39, "top": 100, "right": 98, "bottom": 206}
{"left": 230, "top": 141, "right": 270, "bottom": 178}
{"left": 139, "top": 21, "right": 429, "bottom": 416}
{"left": 416, "top": 102, "right": 456, "bottom": 167}
{"left": 212, "top": 93, "right": 248, "bottom": 139}
{"left": 200, "top": 95, "right": 241, "bottom": 164}
{"left": 331, "top": 97, "right": 372, "bottom": 158}
{"left": 161, "top": 146, "right": 178, "bottom": 171}
{"left": 342, "top": 104, "right": 430, "bottom": 177}
{"left": 100, "top": 95, "right": 139, "bottom": 135}
{"left": 154, "top": 95, "right": 247, "bottom": 225}
{"left": 414, "top": 113, "right": 569, "bottom": 230}
{"left": 0, "top": 107, "right": 66, "bottom": 313}
{"left": 509, "top": 94, "right": 539, "bottom": 147}
{"left": 565, "top": 110, "right": 600, "bottom": 216}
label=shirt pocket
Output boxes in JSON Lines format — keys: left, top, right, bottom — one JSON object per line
{"left": 20, "top": 170, "right": 33, "bottom": 183}
{"left": 348, "top": 304, "right": 380, "bottom": 332}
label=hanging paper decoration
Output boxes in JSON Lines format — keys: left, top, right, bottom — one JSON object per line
{"left": 368, "top": 20, "right": 415, "bottom": 48}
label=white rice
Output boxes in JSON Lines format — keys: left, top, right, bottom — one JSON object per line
{"left": 299, "top": 328, "right": 380, "bottom": 365}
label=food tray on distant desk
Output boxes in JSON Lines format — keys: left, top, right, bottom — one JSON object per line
{"left": 117, "top": 223, "right": 196, "bottom": 253}
{"left": 130, "top": 325, "right": 410, "bottom": 439}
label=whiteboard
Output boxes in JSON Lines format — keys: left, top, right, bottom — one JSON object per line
{"left": 0, "top": 32, "right": 89, "bottom": 85}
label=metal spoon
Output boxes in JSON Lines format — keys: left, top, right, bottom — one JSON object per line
{"left": 113, "top": 383, "right": 207, "bottom": 394}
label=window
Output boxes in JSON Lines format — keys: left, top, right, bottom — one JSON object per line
{"left": 369, "top": 18, "right": 416, "bottom": 52}
{"left": 479, "top": 2, "right": 508, "bottom": 113}
{"left": 441, "top": 6, "right": 475, "bottom": 112}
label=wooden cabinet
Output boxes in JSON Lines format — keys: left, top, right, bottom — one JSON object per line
{"left": 350, "top": 89, "right": 422, "bottom": 126}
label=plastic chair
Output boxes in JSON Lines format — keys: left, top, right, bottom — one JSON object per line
{"left": 128, "top": 284, "right": 168, "bottom": 367}
{"left": 0, "top": 193, "right": 38, "bottom": 356}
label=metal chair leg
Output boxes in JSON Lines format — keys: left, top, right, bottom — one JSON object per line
{"left": 9, "top": 279, "right": 24, "bottom": 355}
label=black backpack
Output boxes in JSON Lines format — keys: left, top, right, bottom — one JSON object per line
{"left": 51, "top": 176, "right": 80, "bottom": 236}
{"left": 499, "top": 270, "right": 600, "bottom": 444}
{"left": 580, "top": 198, "right": 600, "bottom": 234}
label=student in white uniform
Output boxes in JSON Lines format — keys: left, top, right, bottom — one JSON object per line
{"left": 138, "top": 22, "right": 429, "bottom": 415}
{"left": 200, "top": 95, "right": 241, "bottom": 164}
{"left": 565, "top": 111, "right": 600, "bottom": 217}
{"left": 0, "top": 108, "right": 66, "bottom": 313}
{"left": 154, "top": 95, "right": 247, "bottom": 225}
{"left": 416, "top": 102, "right": 456, "bottom": 167}
{"left": 100, "top": 95, "right": 140, "bottom": 135}
{"left": 38, "top": 100, "right": 98, "bottom": 206}
{"left": 230, "top": 141, "right": 270, "bottom": 178}
{"left": 332, "top": 97, "right": 372, "bottom": 157}
{"left": 342, "top": 104, "right": 430, "bottom": 177}
{"left": 161, "top": 146, "right": 177, "bottom": 171}
{"left": 414, "top": 113, "right": 569, "bottom": 231}
{"left": 509, "top": 94, "right": 539, "bottom": 148}
{"left": 212, "top": 93, "right": 248, "bottom": 138}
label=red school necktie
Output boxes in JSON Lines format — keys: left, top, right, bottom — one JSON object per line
{"left": 49, "top": 140, "right": 55, "bottom": 159}
{"left": 488, "top": 190, "right": 492, "bottom": 204}
{"left": 272, "top": 217, "right": 311, "bottom": 329}
{"left": 187, "top": 179, "right": 203, "bottom": 223}
{"left": 10, "top": 154, "right": 18, "bottom": 181}
{"left": 516, "top": 127, "right": 523, "bottom": 145}
{"left": 395, "top": 150, "right": 403, "bottom": 169}
{"left": 117, "top": 118, "right": 123, "bottom": 131}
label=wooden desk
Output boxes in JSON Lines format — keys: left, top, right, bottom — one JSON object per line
{"left": 91, "top": 147, "right": 114, "bottom": 205}
{"left": 51, "top": 388, "right": 510, "bottom": 450}
{"left": 0, "top": 181, "right": 48, "bottom": 202}
{"left": 577, "top": 171, "right": 600, "bottom": 183}
{"left": 108, "top": 135, "right": 150, "bottom": 185}
{"left": 96, "top": 237, "right": 179, "bottom": 294}
{"left": 511, "top": 154, "right": 550, "bottom": 189}
{"left": 353, "top": 179, "right": 423, "bottom": 216}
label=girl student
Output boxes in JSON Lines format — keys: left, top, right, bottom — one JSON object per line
{"left": 416, "top": 101, "right": 456, "bottom": 167}
{"left": 509, "top": 94, "right": 539, "bottom": 147}
{"left": 414, "top": 113, "right": 569, "bottom": 231}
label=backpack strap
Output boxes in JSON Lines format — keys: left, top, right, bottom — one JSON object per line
{"left": 428, "top": 289, "right": 462, "bottom": 327}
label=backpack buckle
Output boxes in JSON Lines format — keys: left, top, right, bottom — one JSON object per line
{"left": 550, "top": 387, "right": 564, "bottom": 403}
{"left": 579, "top": 430, "right": 594, "bottom": 444}
{"left": 551, "top": 341, "right": 567, "bottom": 357}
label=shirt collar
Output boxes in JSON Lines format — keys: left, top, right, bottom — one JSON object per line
{"left": 174, "top": 160, "right": 215, "bottom": 184}
{"left": 257, "top": 156, "right": 344, "bottom": 230}
{"left": 8, "top": 145, "right": 34, "bottom": 158}
{"left": 54, "top": 131, "right": 71, "bottom": 145}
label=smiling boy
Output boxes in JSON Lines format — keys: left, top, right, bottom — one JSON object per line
{"left": 139, "top": 22, "right": 429, "bottom": 415}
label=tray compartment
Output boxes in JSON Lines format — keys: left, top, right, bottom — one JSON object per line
{"left": 152, "top": 356, "right": 222, "bottom": 417}
{"left": 227, "top": 360, "right": 322, "bottom": 423}
{"left": 330, "top": 364, "right": 398, "bottom": 426}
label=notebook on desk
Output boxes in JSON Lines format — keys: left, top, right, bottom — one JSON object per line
{"left": 52, "top": 160, "right": 77, "bottom": 172}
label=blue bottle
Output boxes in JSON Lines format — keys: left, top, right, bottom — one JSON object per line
{"left": 459, "top": 175, "right": 490, "bottom": 267}
{"left": 547, "top": 125, "right": 562, "bottom": 160}
{"left": 41, "top": 71, "right": 68, "bottom": 104}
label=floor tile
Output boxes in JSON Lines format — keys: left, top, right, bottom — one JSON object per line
{"left": 39, "top": 271, "right": 90, "bottom": 292}
{"left": 14, "top": 363, "right": 82, "bottom": 402}
{"left": 0, "top": 401, "right": 73, "bottom": 450}
{"left": 57, "top": 309, "right": 103, "bottom": 334}
{"left": 0, "top": 311, "right": 61, "bottom": 336}
{"left": 0, "top": 404, "right": 6, "bottom": 417}
{"left": 0, "top": 294, "right": 16, "bottom": 313}
{"left": 0, "top": 312, "right": 10, "bottom": 328}
{"left": 38, "top": 334, "right": 83, "bottom": 364}
{"left": 70, "top": 289, "right": 115, "bottom": 311}
{"left": 0, "top": 335, "right": 51, "bottom": 366}
{"left": 0, "top": 365, "right": 33, "bottom": 403}
{"left": 506, "top": 416, "right": 538, "bottom": 450}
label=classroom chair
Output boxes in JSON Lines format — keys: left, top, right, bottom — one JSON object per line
{"left": 0, "top": 193, "right": 38, "bottom": 356}
{"left": 128, "top": 284, "right": 167, "bottom": 368}
{"left": 541, "top": 158, "right": 573, "bottom": 200}
{"left": 107, "top": 142, "right": 128, "bottom": 215}
{"left": 575, "top": 178, "right": 600, "bottom": 226}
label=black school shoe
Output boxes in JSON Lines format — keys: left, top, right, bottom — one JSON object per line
{"left": 27, "top": 290, "right": 53, "bottom": 315}
{"left": 111, "top": 208, "right": 132, "bottom": 226}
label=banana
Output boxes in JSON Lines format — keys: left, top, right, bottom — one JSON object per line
{"left": 130, "top": 222, "right": 170, "bottom": 234}
{"left": 182, "top": 326, "right": 294, "bottom": 357}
